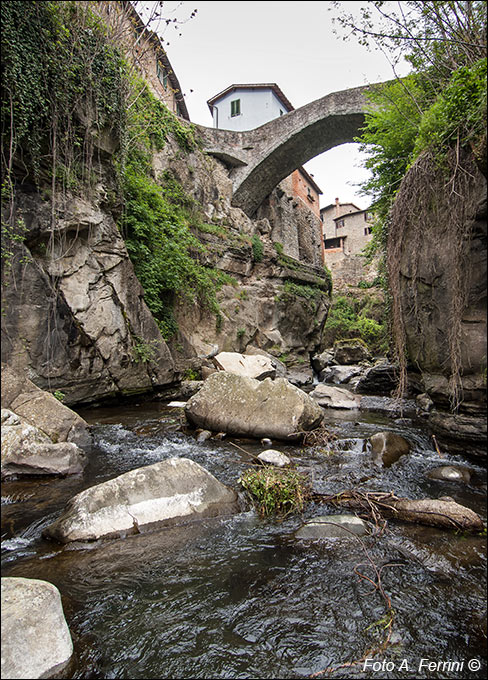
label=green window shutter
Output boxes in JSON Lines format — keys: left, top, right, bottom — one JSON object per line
{"left": 231, "top": 99, "right": 241, "bottom": 117}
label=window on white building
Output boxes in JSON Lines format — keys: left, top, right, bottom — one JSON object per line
{"left": 231, "top": 99, "right": 241, "bottom": 117}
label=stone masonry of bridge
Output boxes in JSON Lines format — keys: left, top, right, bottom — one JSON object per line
{"left": 197, "top": 83, "right": 376, "bottom": 216}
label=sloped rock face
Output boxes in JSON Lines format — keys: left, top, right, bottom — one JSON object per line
{"left": 44, "top": 457, "right": 239, "bottom": 543}
{"left": 185, "top": 371, "right": 323, "bottom": 441}
{"left": 1, "top": 190, "right": 176, "bottom": 405}
{"left": 1, "top": 577, "right": 74, "bottom": 679}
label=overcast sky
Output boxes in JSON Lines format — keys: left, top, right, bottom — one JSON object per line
{"left": 151, "top": 1, "right": 411, "bottom": 209}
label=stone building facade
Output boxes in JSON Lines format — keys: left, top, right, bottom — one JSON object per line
{"left": 91, "top": 0, "right": 189, "bottom": 120}
{"left": 207, "top": 83, "right": 324, "bottom": 265}
{"left": 320, "top": 198, "right": 376, "bottom": 285}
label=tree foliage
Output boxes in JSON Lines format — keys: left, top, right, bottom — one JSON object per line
{"left": 332, "top": 1, "right": 487, "bottom": 404}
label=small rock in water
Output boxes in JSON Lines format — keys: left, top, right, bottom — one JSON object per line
{"left": 196, "top": 429, "right": 212, "bottom": 442}
{"left": 260, "top": 438, "right": 273, "bottom": 448}
{"left": 426, "top": 466, "right": 471, "bottom": 484}
{"left": 369, "top": 431, "right": 410, "bottom": 467}
{"left": 296, "top": 514, "right": 368, "bottom": 540}
{"left": 257, "top": 449, "right": 291, "bottom": 467}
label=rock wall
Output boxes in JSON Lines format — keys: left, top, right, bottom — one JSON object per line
{"left": 1, "top": 130, "right": 330, "bottom": 404}
{"left": 393, "top": 155, "right": 487, "bottom": 453}
{"left": 1, "top": 187, "right": 176, "bottom": 405}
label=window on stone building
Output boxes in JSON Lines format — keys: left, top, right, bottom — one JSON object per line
{"left": 364, "top": 211, "right": 370, "bottom": 221}
{"left": 157, "top": 62, "right": 168, "bottom": 89}
{"left": 231, "top": 99, "right": 241, "bottom": 117}
{"left": 337, "top": 219, "right": 345, "bottom": 228}
{"left": 364, "top": 227, "right": 372, "bottom": 235}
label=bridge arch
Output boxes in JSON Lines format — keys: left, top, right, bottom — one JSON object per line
{"left": 198, "top": 83, "right": 374, "bottom": 216}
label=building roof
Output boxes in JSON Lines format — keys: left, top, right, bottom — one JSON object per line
{"left": 207, "top": 83, "right": 294, "bottom": 115}
{"left": 121, "top": 0, "right": 190, "bottom": 121}
{"left": 321, "top": 201, "right": 361, "bottom": 213}
{"left": 333, "top": 208, "right": 369, "bottom": 221}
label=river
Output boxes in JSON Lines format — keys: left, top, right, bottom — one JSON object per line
{"left": 1, "top": 400, "right": 486, "bottom": 678}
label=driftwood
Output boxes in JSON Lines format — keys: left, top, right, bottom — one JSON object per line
{"left": 313, "top": 490, "right": 484, "bottom": 532}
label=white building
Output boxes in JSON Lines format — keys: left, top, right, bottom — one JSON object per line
{"left": 207, "top": 83, "right": 293, "bottom": 130}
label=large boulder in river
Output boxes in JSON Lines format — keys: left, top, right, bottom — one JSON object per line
{"left": 309, "top": 384, "right": 360, "bottom": 409}
{"left": 1, "top": 366, "right": 90, "bottom": 448}
{"left": 1, "top": 409, "right": 87, "bottom": 478}
{"left": 43, "top": 457, "right": 239, "bottom": 543}
{"left": 184, "top": 371, "right": 323, "bottom": 441}
{"left": 333, "top": 339, "right": 371, "bottom": 365}
{"left": 213, "top": 351, "right": 276, "bottom": 380}
{"left": 1, "top": 577, "right": 74, "bottom": 679}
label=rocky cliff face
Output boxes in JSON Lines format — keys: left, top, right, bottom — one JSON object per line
{"left": 392, "top": 152, "right": 487, "bottom": 453}
{"left": 1, "top": 130, "right": 330, "bottom": 405}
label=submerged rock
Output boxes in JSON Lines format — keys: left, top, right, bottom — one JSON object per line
{"left": 43, "top": 457, "right": 239, "bottom": 543}
{"left": 426, "top": 466, "right": 472, "bottom": 484}
{"left": 296, "top": 514, "right": 368, "bottom": 539}
{"left": 185, "top": 371, "right": 323, "bottom": 441}
{"left": 1, "top": 577, "right": 73, "bottom": 679}
{"left": 369, "top": 431, "right": 410, "bottom": 467}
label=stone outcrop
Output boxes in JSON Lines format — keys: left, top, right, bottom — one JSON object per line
{"left": 2, "top": 99, "right": 331, "bottom": 408}
{"left": 391, "top": 152, "right": 486, "bottom": 453}
{"left": 1, "top": 577, "right": 74, "bottom": 679}
{"left": 44, "top": 457, "right": 239, "bottom": 543}
{"left": 184, "top": 371, "right": 323, "bottom": 441}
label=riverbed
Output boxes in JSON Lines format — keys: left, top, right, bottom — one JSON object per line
{"left": 1, "top": 401, "right": 486, "bottom": 679}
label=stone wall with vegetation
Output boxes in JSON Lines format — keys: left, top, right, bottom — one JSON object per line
{"left": 1, "top": 1, "right": 331, "bottom": 404}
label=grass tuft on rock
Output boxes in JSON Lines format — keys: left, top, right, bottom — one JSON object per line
{"left": 238, "top": 466, "right": 310, "bottom": 518}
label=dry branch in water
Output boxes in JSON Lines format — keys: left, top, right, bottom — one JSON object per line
{"left": 312, "top": 490, "right": 483, "bottom": 532}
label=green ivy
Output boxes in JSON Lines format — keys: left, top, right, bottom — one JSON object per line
{"left": 251, "top": 234, "right": 264, "bottom": 262}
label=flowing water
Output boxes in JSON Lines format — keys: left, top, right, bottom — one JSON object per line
{"left": 1, "top": 400, "right": 486, "bottom": 679}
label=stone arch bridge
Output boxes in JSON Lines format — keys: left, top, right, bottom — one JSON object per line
{"left": 196, "top": 83, "right": 380, "bottom": 216}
